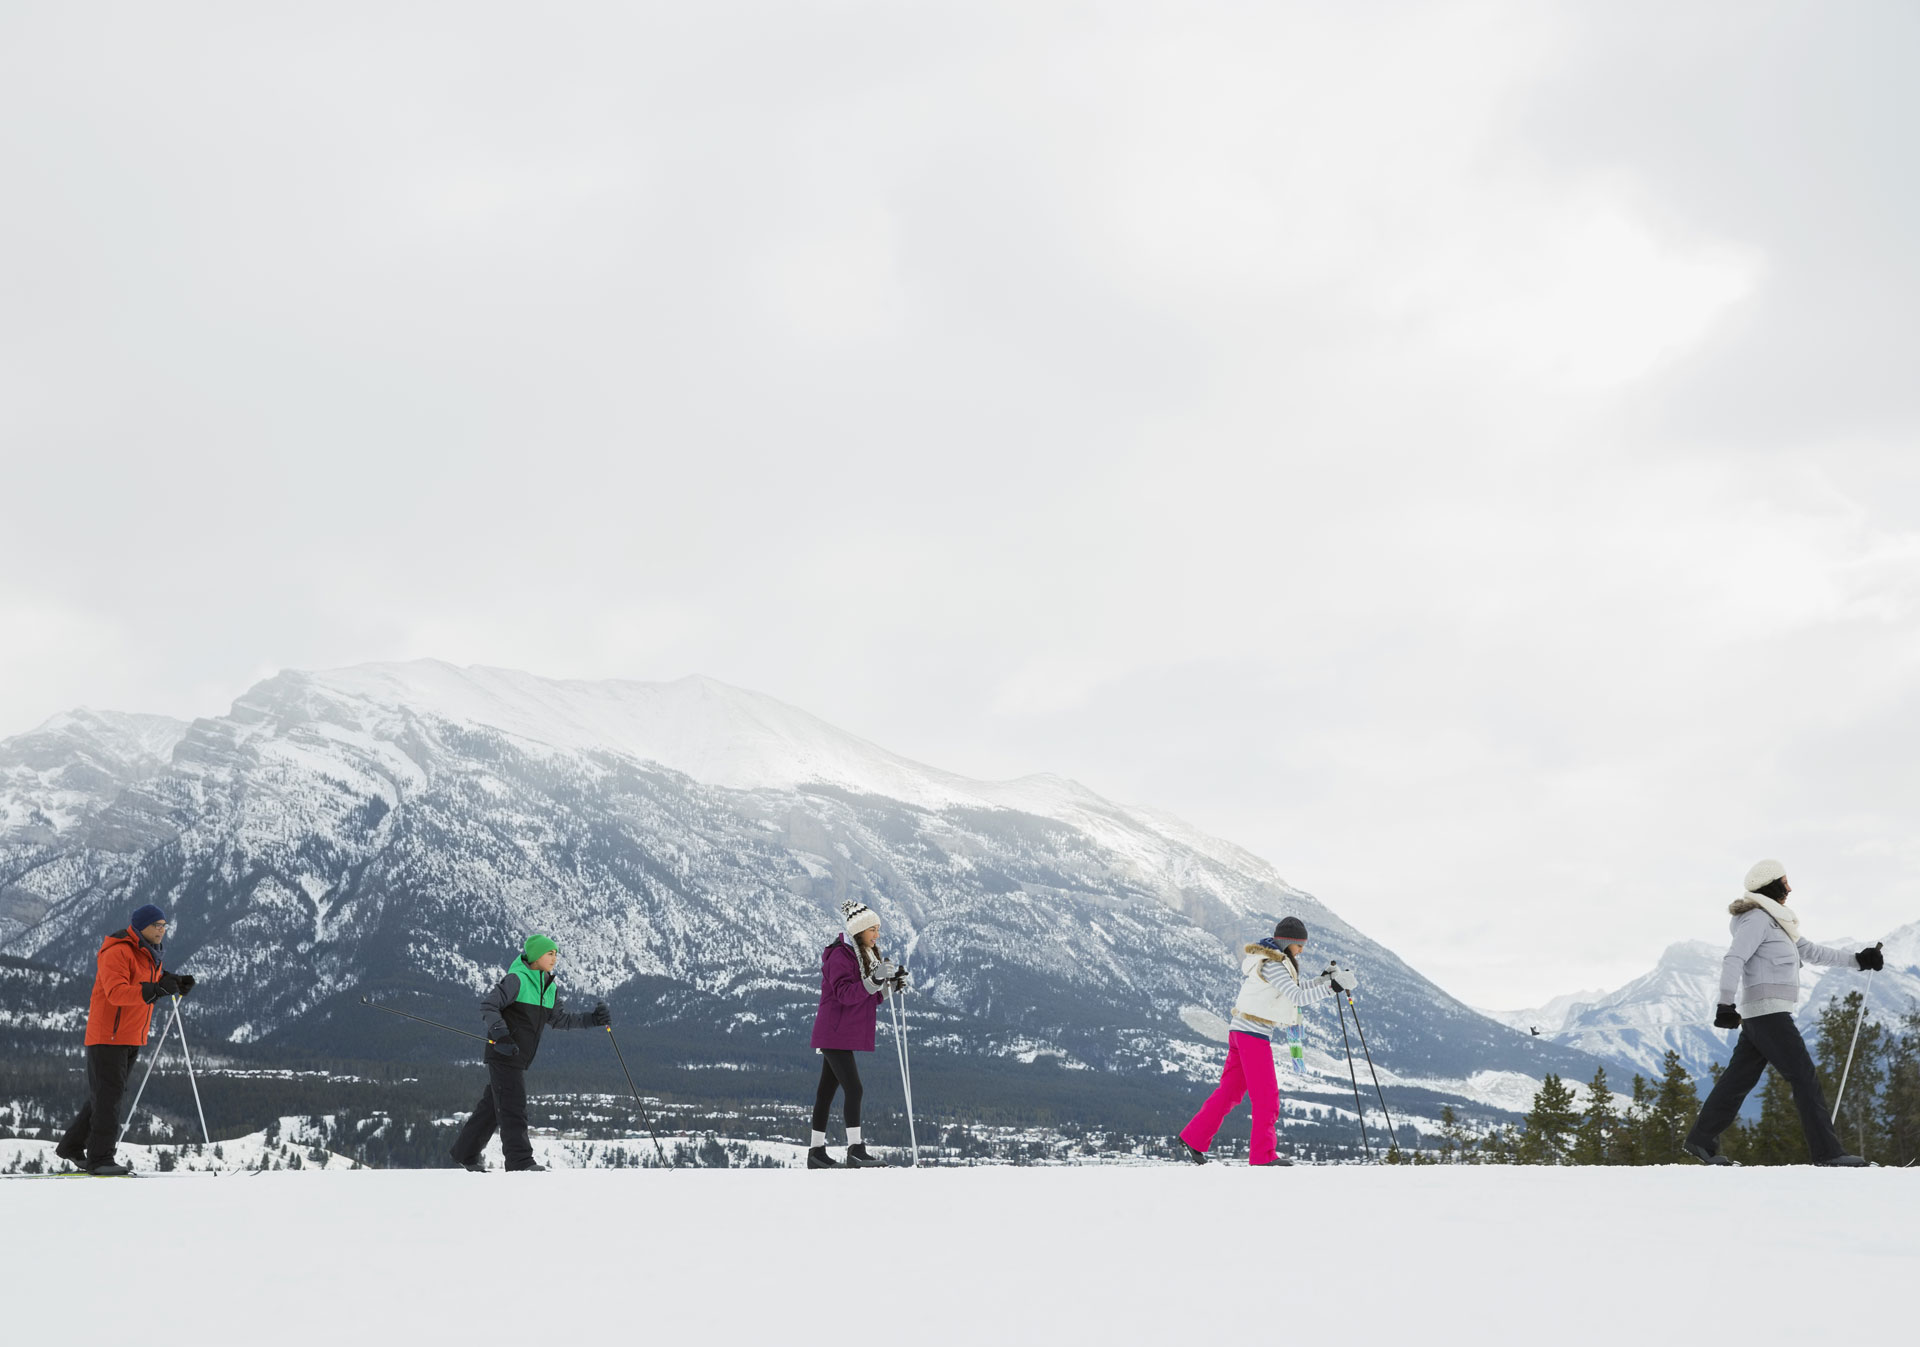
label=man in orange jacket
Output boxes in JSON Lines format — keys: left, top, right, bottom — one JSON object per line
{"left": 55, "top": 904, "right": 195, "bottom": 1175}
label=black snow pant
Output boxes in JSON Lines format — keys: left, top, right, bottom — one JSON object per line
{"left": 60, "top": 1045, "right": 139, "bottom": 1166}
{"left": 1688, "top": 1011, "right": 1844, "bottom": 1162}
{"left": 451, "top": 1060, "right": 534, "bottom": 1170}
{"left": 812, "top": 1049, "right": 863, "bottom": 1132}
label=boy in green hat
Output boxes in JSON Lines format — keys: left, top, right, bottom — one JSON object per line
{"left": 450, "top": 934, "right": 611, "bottom": 1172}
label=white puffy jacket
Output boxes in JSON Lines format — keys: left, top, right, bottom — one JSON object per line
{"left": 1230, "top": 942, "right": 1334, "bottom": 1039}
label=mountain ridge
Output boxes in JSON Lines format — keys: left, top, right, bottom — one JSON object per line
{"left": 1, "top": 660, "right": 1605, "bottom": 1123}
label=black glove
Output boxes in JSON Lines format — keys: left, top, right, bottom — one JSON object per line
{"left": 140, "top": 982, "right": 164, "bottom": 1004}
{"left": 1714, "top": 1004, "right": 1741, "bottom": 1029}
{"left": 589, "top": 1002, "right": 612, "bottom": 1027}
{"left": 174, "top": 974, "right": 196, "bottom": 998}
{"left": 154, "top": 971, "right": 184, "bottom": 997}
{"left": 1856, "top": 946, "right": 1884, "bottom": 971}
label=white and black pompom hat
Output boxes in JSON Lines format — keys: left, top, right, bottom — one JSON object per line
{"left": 1744, "top": 859, "right": 1788, "bottom": 893}
{"left": 841, "top": 899, "right": 880, "bottom": 937}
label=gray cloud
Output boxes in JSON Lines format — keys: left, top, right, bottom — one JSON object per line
{"left": 4, "top": 1, "right": 1916, "bottom": 1008}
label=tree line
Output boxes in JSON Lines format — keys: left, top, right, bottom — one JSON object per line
{"left": 1434, "top": 993, "right": 1920, "bottom": 1165}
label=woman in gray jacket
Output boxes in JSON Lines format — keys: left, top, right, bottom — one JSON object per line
{"left": 1684, "top": 859, "right": 1881, "bottom": 1166}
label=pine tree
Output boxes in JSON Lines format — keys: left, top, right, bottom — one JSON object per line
{"left": 1437, "top": 1105, "right": 1480, "bottom": 1164}
{"left": 1479, "top": 1122, "right": 1520, "bottom": 1164}
{"left": 1814, "top": 990, "right": 1886, "bottom": 1161}
{"left": 1517, "top": 1073, "right": 1579, "bottom": 1164}
{"left": 1882, "top": 1007, "right": 1920, "bottom": 1167}
{"left": 1612, "top": 1074, "right": 1652, "bottom": 1165}
{"left": 1744, "top": 1065, "right": 1804, "bottom": 1164}
{"left": 1570, "top": 1066, "right": 1615, "bottom": 1165}
{"left": 1637, "top": 1051, "right": 1698, "bottom": 1164}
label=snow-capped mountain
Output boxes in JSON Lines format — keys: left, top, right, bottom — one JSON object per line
{"left": 1494, "top": 922, "right": 1920, "bottom": 1081}
{"left": 0, "top": 709, "right": 190, "bottom": 929}
{"left": 1, "top": 661, "right": 1599, "bottom": 1100}
{"left": 0, "top": 708, "right": 188, "bottom": 839}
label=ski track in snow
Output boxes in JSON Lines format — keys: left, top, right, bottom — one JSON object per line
{"left": 4, "top": 1166, "right": 1913, "bottom": 1346}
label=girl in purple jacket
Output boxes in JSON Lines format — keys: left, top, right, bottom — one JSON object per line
{"left": 808, "top": 899, "right": 909, "bottom": 1168}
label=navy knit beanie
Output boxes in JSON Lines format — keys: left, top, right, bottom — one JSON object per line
{"left": 1273, "top": 916, "right": 1309, "bottom": 944}
{"left": 130, "top": 904, "right": 166, "bottom": 932}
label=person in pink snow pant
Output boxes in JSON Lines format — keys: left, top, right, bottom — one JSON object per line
{"left": 1179, "top": 916, "right": 1355, "bottom": 1166}
{"left": 808, "top": 899, "right": 910, "bottom": 1169}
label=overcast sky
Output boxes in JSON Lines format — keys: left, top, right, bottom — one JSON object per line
{"left": 4, "top": 1, "right": 1916, "bottom": 1009}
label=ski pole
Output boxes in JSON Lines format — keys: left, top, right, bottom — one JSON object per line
{"left": 118, "top": 997, "right": 179, "bottom": 1147}
{"left": 1831, "top": 946, "right": 1881, "bottom": 1126}
{"left": 1332, "top": 987, "right": 1374, "bottom": 1161}
{"left": 359, "top": 994, "right": 489, "bottom": 1041}
{"left": 604, "top": 1026, "right": 673, "bottom": 1168}
{"left": 889, "top": 986, "right": 919, "bottom": 1165}
{"left": 1340, "top": 985, "right": 1408, "bottom": 1159}
{"left": 166, "top": 995, "right": 212, "bottom": 1145}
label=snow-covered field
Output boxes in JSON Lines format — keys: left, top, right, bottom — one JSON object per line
{"left": 3, "top": 1164, "right": 1909, "bottom": 1346}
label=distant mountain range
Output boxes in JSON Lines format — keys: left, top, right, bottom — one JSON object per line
{"left": 1485, "top": 922, "right": 1920, "bottom": 1081}
{"left": 2, "top": 661, "right": 1607, "bottom": 1124}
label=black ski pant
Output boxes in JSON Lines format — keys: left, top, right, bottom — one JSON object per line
{"left": 1689, "top": 1011, "right": 1844, "bottom": 1162}
{"left": 451, "top": 1060, "right": 534, "bottom": 1170}
{"left": 812, "top": 1049, "right": 863, "bottom": 1132}
{"left": 60, "top": 1045, "right": 139, "bottom": 1166}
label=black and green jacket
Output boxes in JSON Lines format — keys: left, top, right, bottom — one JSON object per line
{"left": 480, "top": 957, "right": 591, "bottom": 1069}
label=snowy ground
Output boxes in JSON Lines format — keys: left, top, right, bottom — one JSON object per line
{"left": 3, "top": 1163, "right": 1911, "bottom": 1345}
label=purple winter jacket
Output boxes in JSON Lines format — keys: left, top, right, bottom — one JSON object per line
{"left": 810, "top": 934, "right": 882, "bottom": 1051}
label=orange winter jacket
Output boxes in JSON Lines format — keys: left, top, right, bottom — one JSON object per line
{"left": 84, "top": 928, "right": 163, "bottom": 1046}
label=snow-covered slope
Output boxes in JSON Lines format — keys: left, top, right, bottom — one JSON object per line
{"left": 1, "top": 708, "right": 189, "bottom": 930}
{"left": 3, "top": 1167, "right": 1913, "bottom": 1347}
{"left": 0, "top": 708, "right": 187, "bottom": 839}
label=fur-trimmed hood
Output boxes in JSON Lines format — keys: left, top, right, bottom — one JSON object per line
{"left": 1729, "top": 894, "right": 1800, "bottom": 942}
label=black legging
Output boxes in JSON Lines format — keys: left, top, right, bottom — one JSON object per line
{"left": 812, "top": 1049, "right": 863, "bottom": 1131}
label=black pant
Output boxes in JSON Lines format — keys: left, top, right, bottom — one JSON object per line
{"left": 451, "top": 1060, "right": 533, "bottom": 1170}
{"left": 1689, "top": 1011, "right": 1844, "bottom": 1162}
{"left": 812, "top": 1050, "right": 863, "bottom": 1131}
{"left": 60, "top": 1045, "right": 140, "bottom": 1165}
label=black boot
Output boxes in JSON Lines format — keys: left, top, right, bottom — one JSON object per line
{"left": 1178, "top": 1139, "right": 1208, "bottom": 1164}
{"left": 84, "top": 1159, "right": 133, "bottom": 1177}
{"left": 842, "top": 1144, "right": 888, "bottom": 1168}
{"left": 55, "top": 1142, "right": 86, "bottom": 1170}
{"left": 1817, "top": 1154, "right": 1871, "bottom": 1167}
{"left": 1683, "top": 1138, "right": 1736, "bottom": 1166}
{"left": 450, "top": 1150, "right": 487, "bottom": 1173}
{"left": 806, "top": 1146, "right": 841, "bottom": 1169}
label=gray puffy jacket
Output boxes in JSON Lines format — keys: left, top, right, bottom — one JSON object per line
{"left": 1719, "top": 899, "right": 1857, "bottom": 1016}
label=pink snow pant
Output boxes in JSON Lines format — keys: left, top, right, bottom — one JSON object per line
{"left": 1181, "top": 1030, "right": 1280, "bottom": 1165}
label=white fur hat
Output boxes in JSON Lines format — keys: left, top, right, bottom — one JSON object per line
{"left": 840, "top": 899, "right": 879, "bottom": 938}
{"left": 1744, "top": 858, "right": 1787, "bottom": 893}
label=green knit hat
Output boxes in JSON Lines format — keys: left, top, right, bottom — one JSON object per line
{"left": 522, "top": 933, "right": 558, "bottom": 963}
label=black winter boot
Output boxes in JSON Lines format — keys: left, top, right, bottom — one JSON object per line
{"left": 842, "top": 1144, "right": 887, "bottom": 1168}
{"left": 450, "top": 1150, "right": 487, "bottom": 1172}
{"left": 84, "top": 1159, "right": 133, "bottom": 1177}
{"left": 1817, "top": 1154, "right": 1872, "bottom": 1167}
{"left": 1178, "top": 1139, "right": 1208, "bottom": 1164}
{"left": 806, "top": 1146, "right": 841, "bottom": 1169}
{"left": 1683, "top": 1138, "right": 1736, "bottom": 1166}
{"left": 54, "top": 1141, "right": 86, "bottom": 1170}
